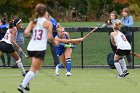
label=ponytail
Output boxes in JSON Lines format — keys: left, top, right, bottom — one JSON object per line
{"left": 9, "top": 20, "right": 15, "bottom": 28}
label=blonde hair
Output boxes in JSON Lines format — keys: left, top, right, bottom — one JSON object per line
{"left": 113, "top": 20, "right": 122, "bottom": 30}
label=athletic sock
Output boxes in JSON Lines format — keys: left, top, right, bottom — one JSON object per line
{"left": 21, "top": 71, "right": 36, "bottom": 88}
{"left": 58, "top": 63, "right": 63, "bottom": 69}
{"left": 16, "top": 58, "right": 26, "bottom": 75}
{"left": 66, "top": 58, "right": 71, "bottom": 72}
{"left": 114, "top": 62, "right": 123, "bottom": 75}
{"left": 119, "top": 58, "right": 127, "bottom": 72}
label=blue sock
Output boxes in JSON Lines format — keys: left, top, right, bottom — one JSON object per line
{"left": 58, "top": 63, "right": 63, "bottom": 69}
{"left": 66, "top": 58, "right": 71, "bottom": 72}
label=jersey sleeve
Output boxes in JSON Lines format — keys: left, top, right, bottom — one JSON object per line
{"left": 50, "top": 18, "right": 58, "bottom": 29}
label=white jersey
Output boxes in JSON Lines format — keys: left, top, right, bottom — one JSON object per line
{"left": 1, "top": 28, "right": 17, "bottom": 44}
{"left": 114, "top": 31, "right": 131, "bottom": 50}
{"left": 27, "top": 17, "right": 48, "bottom": 51}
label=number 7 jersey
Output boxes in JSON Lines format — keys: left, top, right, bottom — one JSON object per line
{"left": 27, "top": 18, "right": 48, "bottom": 51}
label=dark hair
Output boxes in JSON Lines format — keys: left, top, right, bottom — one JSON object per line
{"left": 106, "top": 11, "right": 118, "bottom": 25}
{"left": 35, "top": 4, "right": 46, "bottom": 17}
{"left": 9, "top": 20, "right": 15, "bottom": 28}
{"left": 1, "top": 20, "right": 6, "bottom": 25}
{"left": 13, "top": 18, "right": 21, "bottom": 26}
{"left": 110, "top": 11, "right": 118, "bottom": 19}
{"left": 9, "top": 18, "right": 21, "bottom": 28}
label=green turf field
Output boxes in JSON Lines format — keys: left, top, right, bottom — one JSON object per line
{"left": 0, "top": 68, "right": 139, "bottom": 93}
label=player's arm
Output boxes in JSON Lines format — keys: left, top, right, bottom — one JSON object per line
{"left": 44, "top": 20, "right": 58, "bottom": 46}
{"left": 110, "top": 32, "right": 116, "bottom": 47}
{"left": 55, "top": 32, "right": 83, "bottom": 44}
{"left": 24, "top": 21, "right": 33, "bottom": 37}
{"left": 11, "top": 28, "right": 22, "bottom": 51}
{"left": 55, "top": 37, "right": 83, "bottom": 44}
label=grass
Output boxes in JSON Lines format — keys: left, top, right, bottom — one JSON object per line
{"left": 0, "top": 68, "right": 140, "bottom": 93}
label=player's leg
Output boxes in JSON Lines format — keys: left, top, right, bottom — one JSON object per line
{"left": 120, "top": 50, "right": 130, "bottom": 77}
{"left": 50, "top": 43, "right": 59, "bottom": 66}
{"left": 64, "top": 48, "right": 72, "bottom": 76}
{"left": 18, "top": 50, "right": 46, "bottom": 92}
{"left": 6, "top": 53, "right": 11, "bottom": 67}
{"left": 114, "top": 54, "right": 124, "bottom": 78}
{"left": 119, "top": 57, "right": 129, "bottom": 77}
{"left": 55, "top": 54, "right": 65, "bottom": 76}
{"left": 21, "top": 57, "right": 42, "bottom": 87}
{"left": 18, "top": 57, "right": 42, "bottom": 92}
{"left": 10, "top": 51, "right": 26, "bottom": 76}
{"left": 119, "top": 57, "right": 127, "bottom": 72}
{"left": 0, "top": 53, "right": 6, "bottom": 67}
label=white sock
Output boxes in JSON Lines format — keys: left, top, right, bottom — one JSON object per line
{"left": 16, "top": 58, "right": 25, "bottom": 75}
{"left": 119, "top": 58, "right": 127, "bottom": 72}
{"left": 114, "top": 62, "right": 123, "bottom": 75}
{"left": 21, "top": 71, "right": 35, "bottom": 88}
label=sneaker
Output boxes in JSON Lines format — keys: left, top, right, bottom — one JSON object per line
{"left": 123, "top": 70, "right": 129, "bottom": 77}
{"left": 66, "top": 71, "right": 71, "bottom": 76}
{"left": 17, "top": 85, "right": 27, "bottom": 93}
{"left": 55, "top": 65, "right": 60, "bottom": 76}
{"left": 117, "top": 74, "right": 124, "bottom": 78}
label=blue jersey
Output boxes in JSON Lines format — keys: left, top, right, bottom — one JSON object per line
{"left": 50, "top": 18, "right": 58, "bottom": 37}
{"left": 55, "top": 34, "right": 69, "bottom": 56}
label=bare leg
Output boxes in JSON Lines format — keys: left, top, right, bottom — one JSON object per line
{"left": 21, "top": 57, "right": 42, "bottom": 88}
{"left": 59, "top": 54, "right": 66, "bottom": 67}
{"left": 11, "top": 52, "right": 25, "bottom": 75}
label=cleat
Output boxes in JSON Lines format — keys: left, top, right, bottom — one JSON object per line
{"left": 25, "top": 83, "right": 30, "bottom": 91}
{"left": 117, "top": 74, "right": 124, "bottom": 78}
{"left": 66, "top": 72, "right": 71, "bottom": 76}
{"left": 123, "top": 70, "right": 129, "bottom": 77}
{"left": 17, "top": 85, "right": 26, "bottom": 93}
{"left": 55, "top": 65, "right": 60, "bottom": 76}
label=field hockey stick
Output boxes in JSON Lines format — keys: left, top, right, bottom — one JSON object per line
{"left": 48, "top": 41, "right": 76, "bottom": 48}
{"left": 22, "top": 51, "right": 29, "bottom": 58}
{"left": 75, "top": 25, "right": 101, "bottom": 45}
{"left": 130, "top": 52, "right": 140, "bottom": 58}
{"left": 59, "top": 43, "right": 76, "bottom": 48}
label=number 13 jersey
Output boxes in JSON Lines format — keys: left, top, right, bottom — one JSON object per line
{"left": 27, "top": 18, "right": 48, "bottom": 51}
{"left": 114, "top": 31, "right": 131, "bottom": 50}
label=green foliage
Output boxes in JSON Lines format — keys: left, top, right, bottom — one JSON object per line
{"left": 0, "top": 0, "right": 140, "bottom": 21}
